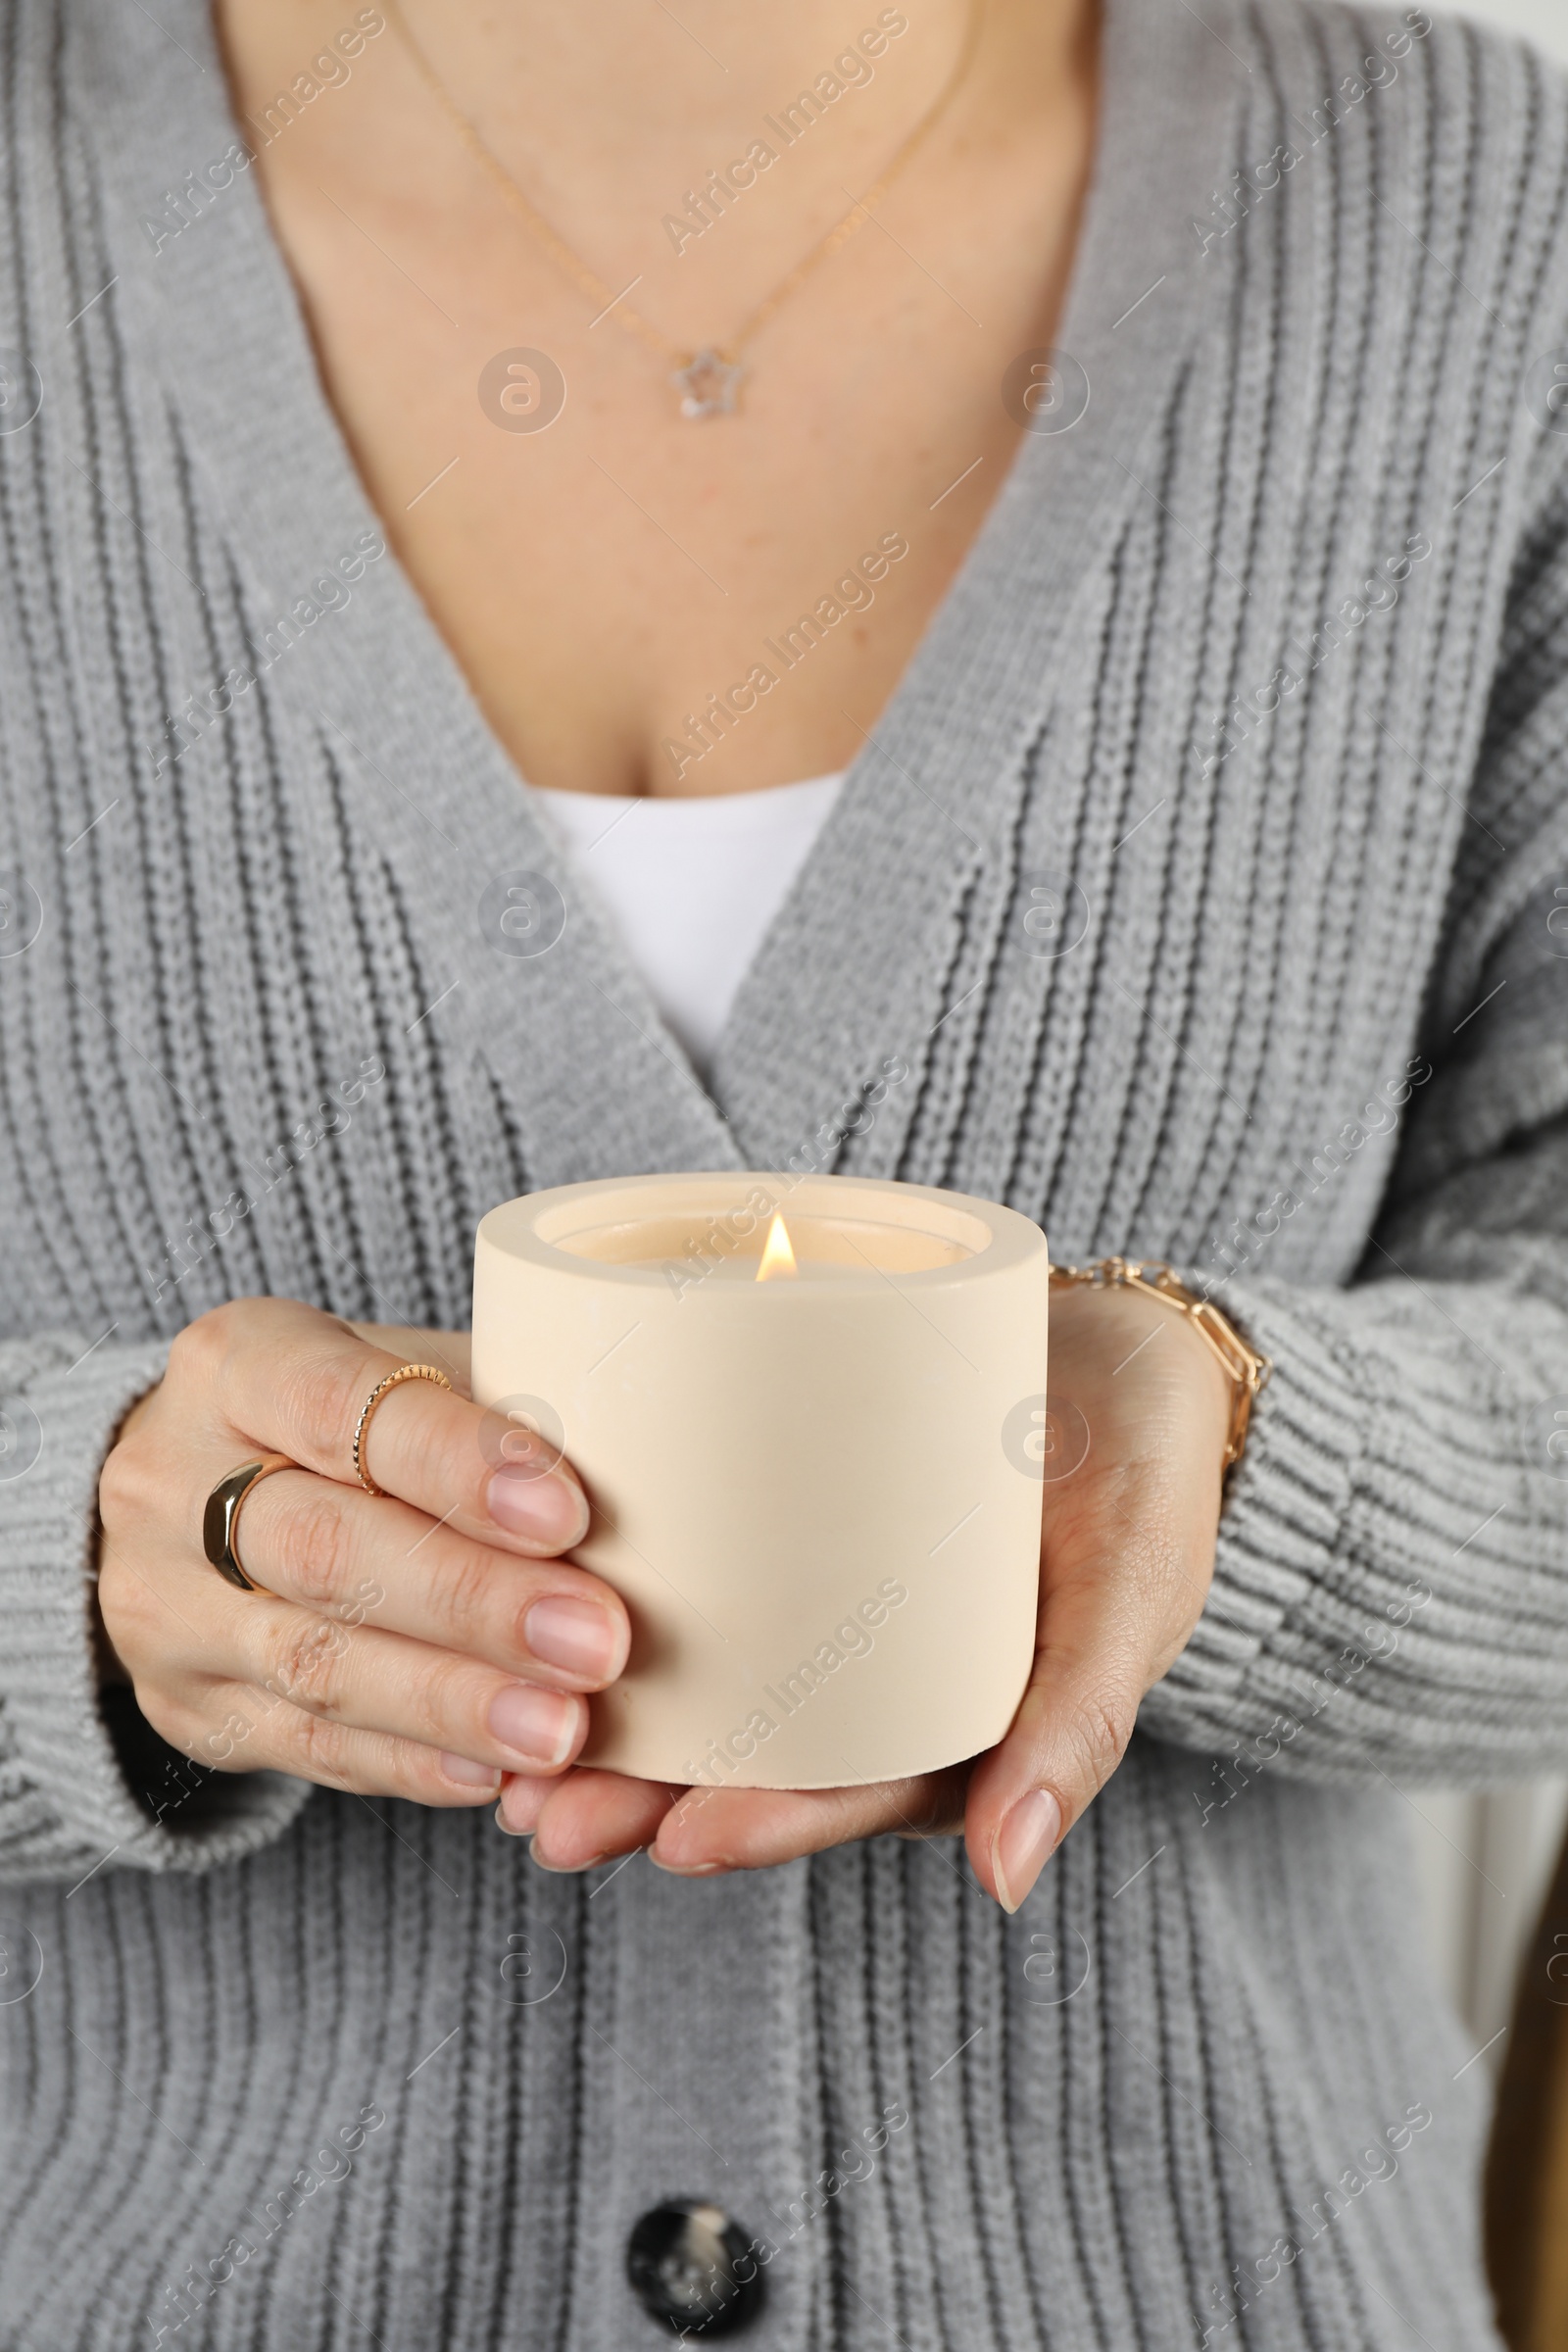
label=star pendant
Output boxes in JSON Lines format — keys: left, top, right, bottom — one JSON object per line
{"left": 671, "top": 348, "right": 745, "bottom": 419}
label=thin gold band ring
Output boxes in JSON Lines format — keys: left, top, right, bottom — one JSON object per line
{"left": 351, "top": 1363, "right": 453, "bottom": 1496}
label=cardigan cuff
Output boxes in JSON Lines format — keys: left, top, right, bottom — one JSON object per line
{"left": 1138, "top": 1274, "right": 1380, "bottom": 1756}
{"left": 0, "top": 1331, "right": 312, "bottom": 1884}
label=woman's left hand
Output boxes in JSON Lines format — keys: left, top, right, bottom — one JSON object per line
{"left": 496, "top": 1280, "right": 1234, "bottom": 1909}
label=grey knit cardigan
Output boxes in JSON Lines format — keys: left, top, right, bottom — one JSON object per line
{"left": 3, "top": 0, "right": 1568, "bottom": 2342}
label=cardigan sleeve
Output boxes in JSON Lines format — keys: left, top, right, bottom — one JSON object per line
{"left": 0, "top": 1329, "right": 312, "bottom": 1884}
{"left": 1141, "top": 484, "right": 1568, "bottom": 1787}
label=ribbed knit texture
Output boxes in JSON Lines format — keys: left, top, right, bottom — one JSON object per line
{"left": 2, "top": 0, "right": 1567, "bottom": 2342}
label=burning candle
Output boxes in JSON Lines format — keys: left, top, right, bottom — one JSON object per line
{"left": 471, "top": 1172, "right": 1051, "bottom": 1788}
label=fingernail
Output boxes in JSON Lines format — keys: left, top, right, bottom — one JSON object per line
{"left": 485, "top": 1464, "right": 587, "bottom": 1551}
{"left": 440, "top": 1750, "right": 503, "bottom": 1790}
{"left": 650, "top": 1855, "right": 729, "bottom": 1877}
{"left": 494, "top": 1776, "right": 551, "bottom": 1838}
{"left": 524, "top": 1593, "right": 625, "bottom": 1683}
{"left": 487, "top": 1683, "right": 579, "bottom": 1767}
{"left": 529, "top": 1846, "right": 606, "bottom": 1875}
{"left": 500, "top": 1788, "right": 555, "bottom": 1843}
{"left": 992, "top": 1788, "right": 1060, "bottom": 1913}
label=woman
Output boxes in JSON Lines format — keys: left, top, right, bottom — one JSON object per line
{"left": 0, "top": 0, "right": 1564, "bottom": 2339}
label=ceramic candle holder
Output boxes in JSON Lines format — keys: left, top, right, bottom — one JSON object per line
{"left": 470, "top": 1172, "right": 1051, "bottom": 1789}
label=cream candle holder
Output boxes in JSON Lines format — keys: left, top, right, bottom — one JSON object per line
{"left": 470, "top": 1172, "right": 1050, "bottom": 1790}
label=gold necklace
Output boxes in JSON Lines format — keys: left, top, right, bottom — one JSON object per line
{"left": 382, "top": 0, "right": 986, "bottom": 417}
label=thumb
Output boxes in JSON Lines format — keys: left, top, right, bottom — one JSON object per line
{"left": 962, "top": 1558, "right": 1167, "bottom": 1912}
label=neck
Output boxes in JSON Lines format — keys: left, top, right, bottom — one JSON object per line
{"left": 220, "top": 0, "right": 1094, "bottom": 203}
{"left": 215, "top": 0, "right": 1098, "bottom": 372}
{"left": 393, "top": 1, "right": 974, "bottom": 152}
{"left": 411, "top": 1, "right": 968, "bottom": 144}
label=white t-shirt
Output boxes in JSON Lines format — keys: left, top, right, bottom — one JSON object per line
{"left": 532, "top": 773, "right": 846, "bottom": 1075}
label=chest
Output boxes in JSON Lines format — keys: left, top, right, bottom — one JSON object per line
{"left": 226, "top": 63, "right": 1092, "bottom": 797}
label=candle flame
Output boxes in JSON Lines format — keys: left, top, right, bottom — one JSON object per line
{"left": 756, "top": 1212, "right": 798, "bottom": 1283}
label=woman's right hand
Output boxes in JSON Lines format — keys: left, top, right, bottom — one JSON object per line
{"left": 97, "top": 1298, "right": 630, "bottom": 1805}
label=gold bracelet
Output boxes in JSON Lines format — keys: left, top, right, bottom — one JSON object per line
{"left": 1048, "top": 1255, "right": 1272, "bottom": 1471}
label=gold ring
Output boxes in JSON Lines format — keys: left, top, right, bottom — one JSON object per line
{"left": 202, "top": 1453, "right": 295, "bottom": 1592}
{"left": 351, "top": 1363, "right": 453, "bottom": 1496}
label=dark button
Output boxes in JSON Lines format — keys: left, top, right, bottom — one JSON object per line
{"left": 626, "top": 2199, "right": 765, "bottom": 2336}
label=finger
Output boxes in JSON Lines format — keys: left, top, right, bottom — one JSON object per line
{"left": 644, "top": 1767, "right": 971, "bottom": 1875}
{"left": 505, "top": 1767, "right": 676, "bottom": 1863}
{"left": 231, "top": 1468, "right": 629, "bottom": 1688}
{"left": 963, "top": 1553, "right": 1156, "bottom": 1913}
{"left": 344, "top": 1322, "right": 472, "bottom": 1396}
{"left": 493, "top": 1772, "right": 556, "bottom": 1839}
{"left": 207, "top": 1592, "right": 595, "bottom": 1776}
{"left": 172, "top": 1676, "right": 514, "bottom": 1804}
{"left": 189, "top": 1298, "right": 589, "bottom": 1556}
